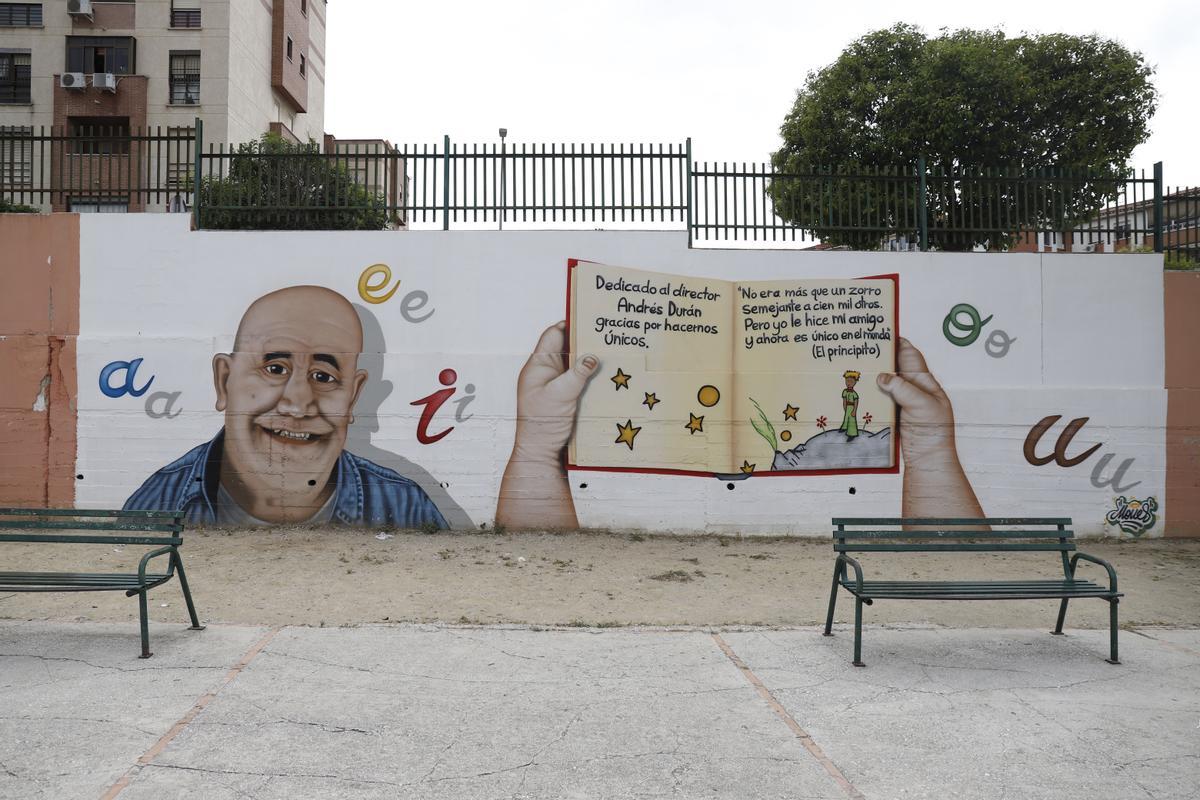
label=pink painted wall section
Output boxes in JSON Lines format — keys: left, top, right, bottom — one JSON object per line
{"left": 1165, "top": 271, "right": 1200, "bottom": 537}
{"left": 0, "top": 214, "right": 79, "bottom": 507}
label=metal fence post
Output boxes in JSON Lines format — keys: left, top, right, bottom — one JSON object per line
{"left": 917, "top": 155, "right": 928, "bottom": 252}
{"left": 685, "top": 137, "right": 693, "bottom": 248}
{"left": 1152, "top": 161, "right": 1163, "bottom": 253}
{"left": 192, "top": 117, "right": 203, "bottom": 230}
{"left": 442, "top": 135, "right": 451, "bottom": 230}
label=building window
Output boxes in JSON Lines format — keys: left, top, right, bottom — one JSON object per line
{"left": 67, "top": 37, "right": 136, "bottom": 75}
{"left": 286, "top": 36, "right": 293, "bottom": 61}
{"left": 69, "top": 196, "right": 129, "bottom": 213}
{"left": 170, "top": 8, "right": 201, "bottom": 28}
{"left": 68, "top": 117, "right": 130, "bottom": 155}
{"left": 299, "top": 54, "right": 305, "bottom": 78}
{"left": 0, "top": 125, "right": 33, "bottom": 186}
{"left": 0, "top": 3, "right": 42, "bottom": 26}
{"left": 0, "top": 50, "right": 31, "bottom": 103}
{"left": 169, "top": 51, "right": 200, "bottom": 104}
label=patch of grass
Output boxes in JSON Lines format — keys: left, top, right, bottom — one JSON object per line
{"left": 628, "top": 533, "right": 646, "bottom": 542}
{"left": 419, "top": 521, "right": 440, "bottom": 534}
{"left": 748, "top": 553, "right": 774, "bottom": 561}
{"left": 437, "top": 548, "right": 456, "bottom": 560}
{"left": 681, "top": 557, "right": 700, "bottom": 564}
{"left": 648, "top": 569, "right": 694, "bottom": 583}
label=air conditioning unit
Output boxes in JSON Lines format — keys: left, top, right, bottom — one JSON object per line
{"left": 94, "top": 73, "right": 118, "bottom": 92}
{"left": 67, "top": 0, "right": 94, "bottom": 16}
{"left": 60, "top": 72, "right": 87, "bottom": 90}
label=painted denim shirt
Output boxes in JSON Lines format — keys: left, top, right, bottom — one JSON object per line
{"left": 122, "top": 429, "right": 448, "bottom": 529}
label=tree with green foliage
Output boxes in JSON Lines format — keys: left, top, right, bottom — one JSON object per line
{"left": 199, "top": 133, "right": 391, "bottom": 230}
{"left": 768, "top": 25, "right": 1158, "bottom": 250}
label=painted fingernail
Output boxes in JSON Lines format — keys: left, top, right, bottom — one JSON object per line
{"left": 582, "top": 355, "right": 598, "bottom": 370}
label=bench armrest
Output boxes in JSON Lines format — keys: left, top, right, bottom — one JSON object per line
{"left": 137, "top": 545, "right": 177, "bottom": 588}
{"left": 1070, "top": 552, "right": 1118, "bottom": 593}
{"left": 836, "top": 553, "right": 866, "bottom": 594}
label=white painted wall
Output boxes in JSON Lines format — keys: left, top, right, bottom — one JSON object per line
{"left": 75, "top": 216, "right": 1167, "bottom": 536}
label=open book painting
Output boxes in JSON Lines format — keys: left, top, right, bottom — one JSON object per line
{"left": 567, "top": 260, "right": 899, "bottom": 476}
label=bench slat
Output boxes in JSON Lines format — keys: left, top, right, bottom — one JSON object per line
{"left": 0, "top": 534, "right": 182, "bottom": 545}
{"left": 842, "top": 585, "right": 1106, "bottom": 594}
{"left": 844, "top": 590, "right": 1116, "bottom": 600}
{"left": 832, "top": 517, "right": 1072, "bottom": 526}
{"left": 834, "top": 530, "right": 1073, "bottom": 539}
{"left": 0, "top": 572, "right": 171, "bottom": 583}
{"left": 0, "top": 520, "right": 181, "bottom": 532}
{"left": 843, "top": 580, "right": 1102, "bottom": 587}
{"left": 835, "top": 543, "right": 1074, "bottom": 552}
{"left": 0, "top": 508, "right": 181, "bottom": 520}
{"left": 0, "top": 573, "right": 172, "bottom": 591}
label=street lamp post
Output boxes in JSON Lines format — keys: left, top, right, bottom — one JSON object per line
{"left": 499, "top": 127, "right": 507, "bottom": 230}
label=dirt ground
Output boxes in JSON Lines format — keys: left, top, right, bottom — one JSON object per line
{"left": 4, "top": 529, "right": 1199, "bottom": 630}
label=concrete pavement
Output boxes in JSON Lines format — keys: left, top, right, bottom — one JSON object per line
{"left": 1, "top": 621, "right": 1197, "bottom": 799}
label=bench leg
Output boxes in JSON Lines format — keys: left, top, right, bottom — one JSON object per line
{"left": 1106, "top": 598, "right": 1120, "bottom": 665}
{"left": 852, "top": 598, "right": 865, "bottom": 667}
{"left": 173, "top": 553, "right": 205, "bottom": 631}
{"left": 137, "top": 590, "right": 152, "bottom": 659}
{"left": 823, "top": 564, "right": 840, "bottom": 636}
{"left": 1052, "top": 597, "right": 1069, "bottom": 635}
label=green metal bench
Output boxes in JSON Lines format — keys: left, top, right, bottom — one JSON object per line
{"left": 0, "top": 508, "right": 204, "bottom": 658}
{"left": 825, "top": 517, "right": 1121, "bottom": 667}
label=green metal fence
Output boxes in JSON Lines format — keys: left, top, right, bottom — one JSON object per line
{"left": 1, "top": 124, "right": 1195, "bottom": 261}
{"left": 193, "top": 130, "right": 691, "bottom": 231}
{"left": 0, "top": 123, "right": 194, "bottom": 212}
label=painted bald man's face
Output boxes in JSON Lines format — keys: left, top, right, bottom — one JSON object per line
{"left": 212, "top": 288, "right": 368, "bottom": 519}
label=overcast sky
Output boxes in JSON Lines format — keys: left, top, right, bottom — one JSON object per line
{"left": 325, "top": 0, "right": 1198, "bottom": 184}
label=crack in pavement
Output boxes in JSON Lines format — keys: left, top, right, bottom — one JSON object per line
{"left": 146, "top": 761, "right": 404, "bottom": 788}
{"left": 0, "top": 652, "right": 228, "bottom": 673}
{"left": 0, "top": 714, "right": 161, "bottom": 738}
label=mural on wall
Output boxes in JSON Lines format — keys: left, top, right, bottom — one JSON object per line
{"left": 1105, "top": 496, "right": 1158, "bottom": 536}
{"left": 111, "top": 261, "right": 994, "bottom": 531}
{"left": 563, "top": 262, "right": 901, "bottom": 476}
{"left": 942, "top": 302, "right": 1016, "bottom": 358}
{"left": 52, "top": 219, "right": 1171, "bottom": 535}
{"left": 493, "top": 261, "right": 988, "bottom": 530}
{"left": 122, "top": 286, "right": 451, "bottom": 527}
{"left": 1023, "top": 415, "right": 1143, "bottom": 492}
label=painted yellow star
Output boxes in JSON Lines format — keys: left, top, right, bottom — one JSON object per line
{"left": 782, "top": 404, "right": 799, "bottom": 421}
{"left": 740, "top": 460, "right": 756, "bottom": 474}
{"left": 643, "top": 392, "right": 660, "bottom": 410}
{"left": 614, "top": 419, "right": 641, "bottom": 450}
{"left": 611, "top": 368, "right": 631, "bottom": 390}
{"left": 685, "top": 413, "right": 705, "bottom": 435}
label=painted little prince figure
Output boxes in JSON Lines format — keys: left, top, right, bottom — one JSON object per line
{"left": 840, "top": 370, "right": 860, "bottom": 438}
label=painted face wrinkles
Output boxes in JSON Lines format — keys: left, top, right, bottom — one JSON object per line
{"left": 214, "top": 286, "right": 367, "bottom": 522}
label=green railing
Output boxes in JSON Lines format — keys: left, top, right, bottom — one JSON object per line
{"left": 1, "top": 123, "right": 1195, "bottom": 262}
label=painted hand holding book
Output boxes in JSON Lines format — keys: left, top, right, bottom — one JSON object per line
{"left": 567, "top": 261, "right": 899, "bottom": 476}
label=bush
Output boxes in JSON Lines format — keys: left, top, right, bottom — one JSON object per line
{"left": 0, "top": 197, "right": 41, "bottom": 213}
{"left": 198, "top": 134, "right": 391, "bottom": 230}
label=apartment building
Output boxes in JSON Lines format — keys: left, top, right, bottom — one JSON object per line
{"left": 0, "top": 0, "right": 326, "bottom": 211}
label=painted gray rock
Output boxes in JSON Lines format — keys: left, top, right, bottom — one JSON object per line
{"left": 771, "top": 427, "right": 892, "bottom": 470}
